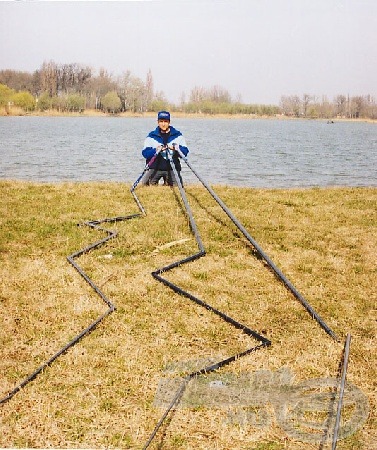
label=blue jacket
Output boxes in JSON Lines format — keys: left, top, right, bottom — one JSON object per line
{"left": 142, "top": 125, "right": 189, "bottom": 171}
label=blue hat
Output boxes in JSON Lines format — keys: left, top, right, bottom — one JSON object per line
{"left": 157, "top": 111, "right": 170, "bottom": 121}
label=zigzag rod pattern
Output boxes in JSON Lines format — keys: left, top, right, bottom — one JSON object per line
{"left": 2, "top": 153, "right": 341, "bottom": 448}
{"left": 0, "top": 214, "right": 140, "bottom": 405}
{"left": 129, "top": 156, "right": 271, "bottom": 447}
{"left": 141, "top": 152, "right": 338, "bottom": 447}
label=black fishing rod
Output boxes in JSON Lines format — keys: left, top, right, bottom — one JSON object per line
{"left": 131, "top": 151, "right": 159, "bottom": 192}
{"left": 130, "top": 151, "right": 161, "bottom": 215}
{"left": 177, "top": 149, "right": 338, "bottom": 342}
{"left": 332, "top": 333, "right": 352, "bottom": 450}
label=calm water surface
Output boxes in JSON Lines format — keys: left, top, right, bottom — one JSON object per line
{"left": 0, "top": 116, "right": 376, "bottom": 188}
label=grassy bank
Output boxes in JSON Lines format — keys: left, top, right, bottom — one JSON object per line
{"left": 0, "top": 181, "right": 376, "bottom": 449}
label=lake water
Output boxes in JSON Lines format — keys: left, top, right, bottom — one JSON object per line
{"left": 0, "top": 116, "right": 376, "bottom": 188}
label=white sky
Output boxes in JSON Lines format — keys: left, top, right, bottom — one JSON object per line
{"left": 1, "top": 0, "right": 376, "bottom": 105}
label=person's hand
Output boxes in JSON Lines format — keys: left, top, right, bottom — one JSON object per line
{"left": 156, "top": 145, "right": 163, "bottom": 154}
{"left": 172, "top": 143, "right": 180, "bottom": 151}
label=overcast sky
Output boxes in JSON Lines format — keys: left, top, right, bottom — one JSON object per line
{"left": 1, "top": 0, "right": 376, "bottom": 105}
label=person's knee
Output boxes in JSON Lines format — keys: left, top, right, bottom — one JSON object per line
{"left": 170, "top": 173, "right": 182, "bottom": 186}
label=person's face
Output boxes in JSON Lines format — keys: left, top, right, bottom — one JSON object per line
{"left": 158, "top": 119, "right": 170, "bottom": 132}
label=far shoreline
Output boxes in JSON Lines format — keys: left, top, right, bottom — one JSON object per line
{"left": 1, "top": 107, "right": 376, "bottom": 123}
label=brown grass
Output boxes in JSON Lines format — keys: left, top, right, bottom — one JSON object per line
{"left": 0, "top": 181, "right": 376, "bottom": 449}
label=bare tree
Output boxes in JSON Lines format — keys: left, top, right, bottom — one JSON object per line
{"left": 364, "top": 95, "right": 377, "bottom": 119}
{"left": 179, "top": 91, "right": 186, "bottom": 107}
{"left": 189, "top": 86, "right": 207, "bottom": 103}
{"left": 128, "top": 76, "right": 146, "bottom": 113}
{"left": 317, "top": 95, "right": 334, "bottom": 118}
{"left": 87, "top": 68, "right": 116, "bottom": 109}
{"left": 280, "top": 95, "right": 301, "bottom": 116}
{"left": 334, "top": 94, "right": 347, "bottom": 117}
{"left": 351, "top": 96, "right": 366, "bottom": 118}
{"left": 302, "top": 93, "right": 312, "bottom": 117}
{"left": 144, "top": 69, "right": 154, "bottom": 110}
{"left": 0, "top": 70, "right": 35, "bottom": 93}
{"left": 208, "top": 85, "right": 231, "bottom": 103}
{"left": 57, "top": 63, "right": 91, "bottom": 95}
{"left": 116, "top": 71, "right": 146, "bottom": 112}
{"left": 189, "top": 85, "right": 231, "bottom": 104}
{"left": 40, "top": 60, "right": 58, "bottom": 96}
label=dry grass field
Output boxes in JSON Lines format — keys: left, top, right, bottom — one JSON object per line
{"left": 0, "top": 181, "right": 376, "bottom": 449}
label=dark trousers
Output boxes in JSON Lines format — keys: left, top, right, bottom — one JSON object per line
{"left": 141, "top": 169, "right": 183, "bottom": 186}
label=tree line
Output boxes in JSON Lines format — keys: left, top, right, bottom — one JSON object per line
{"left": 0, "top": 60, "right": 376, "bottom": 119}
{"left": 280, "top": 94, "right": 376, "bottom": 120}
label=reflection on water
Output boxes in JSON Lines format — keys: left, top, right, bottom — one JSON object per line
{"left": 0, "top": 116, "right": 376, "bottom": 188}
